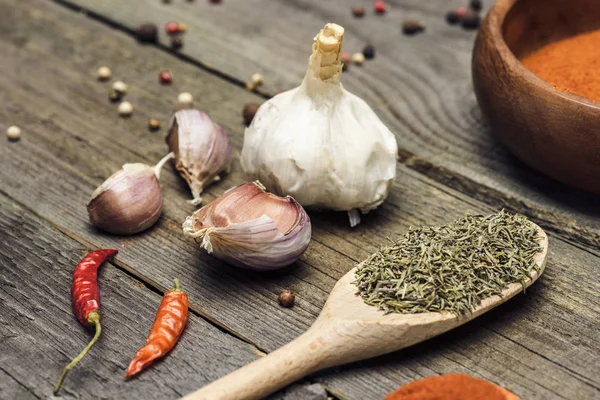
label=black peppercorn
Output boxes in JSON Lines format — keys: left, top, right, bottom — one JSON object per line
{"left": 108, "top": 89, "right": 121, "bottom": 103}
{"left": 242, "top": 103, "right": 259, "bottom": 126}
{"left": 362, "top": 44, "right": 375, "bottom": 60}
{"left": 470, "top": 0, "right": 483, "bottom": 11}
{"left": 446, "top": 11, "right": 460, "bottom": 25}
{"left": 352, "top": 6, "right": 365, "bottom": 18}
{"left": 461, "top": 10, "right": 481, "bottom": 29}
{"left": 136, "top": 23, "right": 158, "bottom": 43}
{"left": 402, "top": 19, "right": 425, "bottom": 35}
{"left": 170, "top": 36, "right": 184, "bottom": 49}
{"left": 278, "top": 289, "right": 295, "bottom": 308}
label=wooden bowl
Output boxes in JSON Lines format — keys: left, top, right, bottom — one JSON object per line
{"left": 472, "top": 0, "right": 600, "bottom": 194}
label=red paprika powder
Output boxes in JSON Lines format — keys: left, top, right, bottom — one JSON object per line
{"left": 522, "top": 29, "right": 600, "bottom": 102}
{"left": 384, "top": 373, "right": 518, "bottom": 400}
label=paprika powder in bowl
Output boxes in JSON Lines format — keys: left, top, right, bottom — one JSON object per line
{"left": 472, "top": 0, "right": 600, "bottom": 194}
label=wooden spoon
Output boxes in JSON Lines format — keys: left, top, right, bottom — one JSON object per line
{"left": 182, "top": 223, "right": 548, "bottom": 400}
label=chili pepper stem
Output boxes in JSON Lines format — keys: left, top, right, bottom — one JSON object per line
{"left": 173, "top": 279, "right": 181, "bottom": 291}
{"left": 54, "top": 311, "right": 102, "bottom": 394}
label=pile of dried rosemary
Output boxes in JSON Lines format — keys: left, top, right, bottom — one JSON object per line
{"left": 354, "top": 210, "right": 542, "bottom": 315}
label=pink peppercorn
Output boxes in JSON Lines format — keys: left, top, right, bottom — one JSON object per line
{"left": 166, "top": 21, "right": 180, "bottom": 35}
{"left": 159, "top": 70, "right": 173, "bottom": 84}
{"left": 374, "top": 0, "right": 387, "bottom": 14}
{"left": 456, "top": 6, "right": 468, "bottom": 18}
{"left": 340, "top": 51, "right": 352, "bottom": 64}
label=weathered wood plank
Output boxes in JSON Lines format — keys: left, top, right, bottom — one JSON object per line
{"left": 61, "top": 0, "right": 600, "bottom": 247}
{"left": 1, "top": 1, "right": 598, "bottom": 399}
{"left": 0, "top": 194, "right": 328, "bottom": 400}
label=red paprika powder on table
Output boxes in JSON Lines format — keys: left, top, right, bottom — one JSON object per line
{"left": 384, "top": 373, "right": 518, "bottom": 400}
{"left": 522, "top": 29, "right": 600, "bottom": 102}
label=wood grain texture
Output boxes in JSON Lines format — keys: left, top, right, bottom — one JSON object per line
{"left": 60, "top": 0, "right": 600, "bottom": 247}
{"left": 0, "top": 194, "right": 327, "bottom": 400}
{"left": 0, "top": 0, "right": 598, "bottom": 399}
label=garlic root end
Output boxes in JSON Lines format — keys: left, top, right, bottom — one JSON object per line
{"left": 348, "top": 209, "right": 361, "bottom": 228}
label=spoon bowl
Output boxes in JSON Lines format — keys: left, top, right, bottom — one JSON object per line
{"left": 183, "top": 223, "right": 548, "bottom": 400}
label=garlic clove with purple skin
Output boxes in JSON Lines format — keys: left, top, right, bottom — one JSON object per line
{"left": 87, "top": 153, "right": 174, "bottom": 235}
{"left": 166, "top": 109, "right": 232, "bottom": 206}
{"left": 182, "top": 181, "right": 311, "bottom": 271}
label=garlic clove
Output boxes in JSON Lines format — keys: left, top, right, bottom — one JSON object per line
{"left": 87, "top": 153, "right": 173, "bottom": 235}
{"left": 166, "top": 109, "right": 231, "bottom": 206}
{"left": 183, "top": 181, "right": 311, "bottom": 270}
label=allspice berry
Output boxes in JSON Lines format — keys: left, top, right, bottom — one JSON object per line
{"left": 242, "top": 103, "right": 259, "bottom": 126}
{"left": 461, "top": 10, "right": 481, "bottom": 29}
{"left": 136, "top": 23, "right": 158, "bottom": 43}
{"left": 278, "top": 289, "right": 295, "bottom": 308}
{"left": 352, "top": 6, "right": 365, "bottom": 18}
{"left": 402, "top": 19, "right": 425, "bottom": 35}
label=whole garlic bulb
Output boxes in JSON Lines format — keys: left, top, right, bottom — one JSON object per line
{"left": 166, "top": 109, "right": 231, "bottom": 205}
{"left": 183, "top": 181, "right": 311, "bottom": 270}
{"left": 241, "top": 23, "right": 398, "bottom": 227}
{"left": 87, "top": 153, "right": 174, "bottom": 235}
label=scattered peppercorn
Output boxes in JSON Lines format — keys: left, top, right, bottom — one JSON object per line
{"left": 446, "top": 11, "right": 460, "bottom": 25}
{"left": 97, "top": 66, "right": 111, "bottom": 81}
{"left": 242, "top": 103, "right": 259, "bottom": 126}
{"left": 402, "top": 19, "right": 425, "bottom": 35}
{"left": 456, "top": 6, "right": 468, "bottom": 18}
{"left": 209, "top": 0, "right": 222, "bottom": 3}
{"left": 461, "top": 10, "right": 481, "bottom": 29}
{"left": 136, "top": 23, "right": 158, "bottom": 43}
{"left": 6, "top": 125, "right": 21, "bottom": 141}
{"left": 118, "top": 101, "right": 133, "bottom": 117}
{"left": 342, "top": 63, "right": 349, "bottom": 72}
{"left": 162, "top": 0, "right": 172, "bottom": 3}
{"left": 178, "top": 23, "right": 188, "bottom": 34}
{"left": 278, "top": 289, "right": 295, "bottom": 308}
{"left": 148, "top": 118, "right": 161, "bottom": 131}
{"left": 159, "top": 70, "right": 173, "bottom": 85}
{"left": 112, "top": 80, "right": 128, "bottom": 94}
{"left": 362, "top": 45, "right": 375, "bottom": 60}
{"left": 177, "top": 92, "right": 194, "bottom": 107}
{"left": 170, "top": 36, "right": 184, "bottom": 49}
{"left": 351, "top": 52, "right": 365, "bottom": 65}
{"left": 166, "top": 21, "right": 180, "bottom": 36}
{"left": 352, "top": 6, "right": 365, "bottom": 18}
{"left": 470, "top": 0, "right": 483, "bottom": 11}
{"left": 340, "top": 51, "right": 352, "bottom": 64}
{"left": 108, "top": 89, "right": 121, "bottom": 103}
{"left": 373, "top": 0, "right": 387, "bottom": 15}
{"left": 245, "top": 73, "right": 264, "bottom": 91}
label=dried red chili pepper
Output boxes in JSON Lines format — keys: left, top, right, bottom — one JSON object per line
{"left": 54, "top": 249, "right": 118, "bottom": 394}
{"left": 125, "top": 279, "right": 188, "bottom": 378}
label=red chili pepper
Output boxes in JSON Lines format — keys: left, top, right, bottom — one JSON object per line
{"left": 125, "top": 279, "right": 188, "bottom": 378}
{"left": 54, "top": 249, "right": 118, "bottom": 394}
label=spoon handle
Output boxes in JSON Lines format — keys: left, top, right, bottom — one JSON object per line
{"left": 181, "top": 327, "right": 327, "bottom": 400}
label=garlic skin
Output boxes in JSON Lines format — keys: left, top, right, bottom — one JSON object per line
{"left": 183, "top": 181, "right": 311, "bottom": 270}
{"left": 166, "top": 109, "right": 231, "bottom": 205}
{"left": 87, "top": 153, "right": 174, "bottom": 235}
{"left": 241, "top": 23, "right": 398, "bottom": 227}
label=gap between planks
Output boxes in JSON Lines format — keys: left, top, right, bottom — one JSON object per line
{"left": 49, "top": 0, "right": 600, "bottom": 251}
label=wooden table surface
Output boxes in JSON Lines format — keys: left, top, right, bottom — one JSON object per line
{"left": 1, "top": 0, "right": 598, "bottom": 399}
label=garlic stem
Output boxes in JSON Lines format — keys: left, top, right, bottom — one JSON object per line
{"left": 310, "top": 23, "right": 344, "bottom": 82}
{"left": 154, "top": 152, "right": 175, "bottom": 180}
